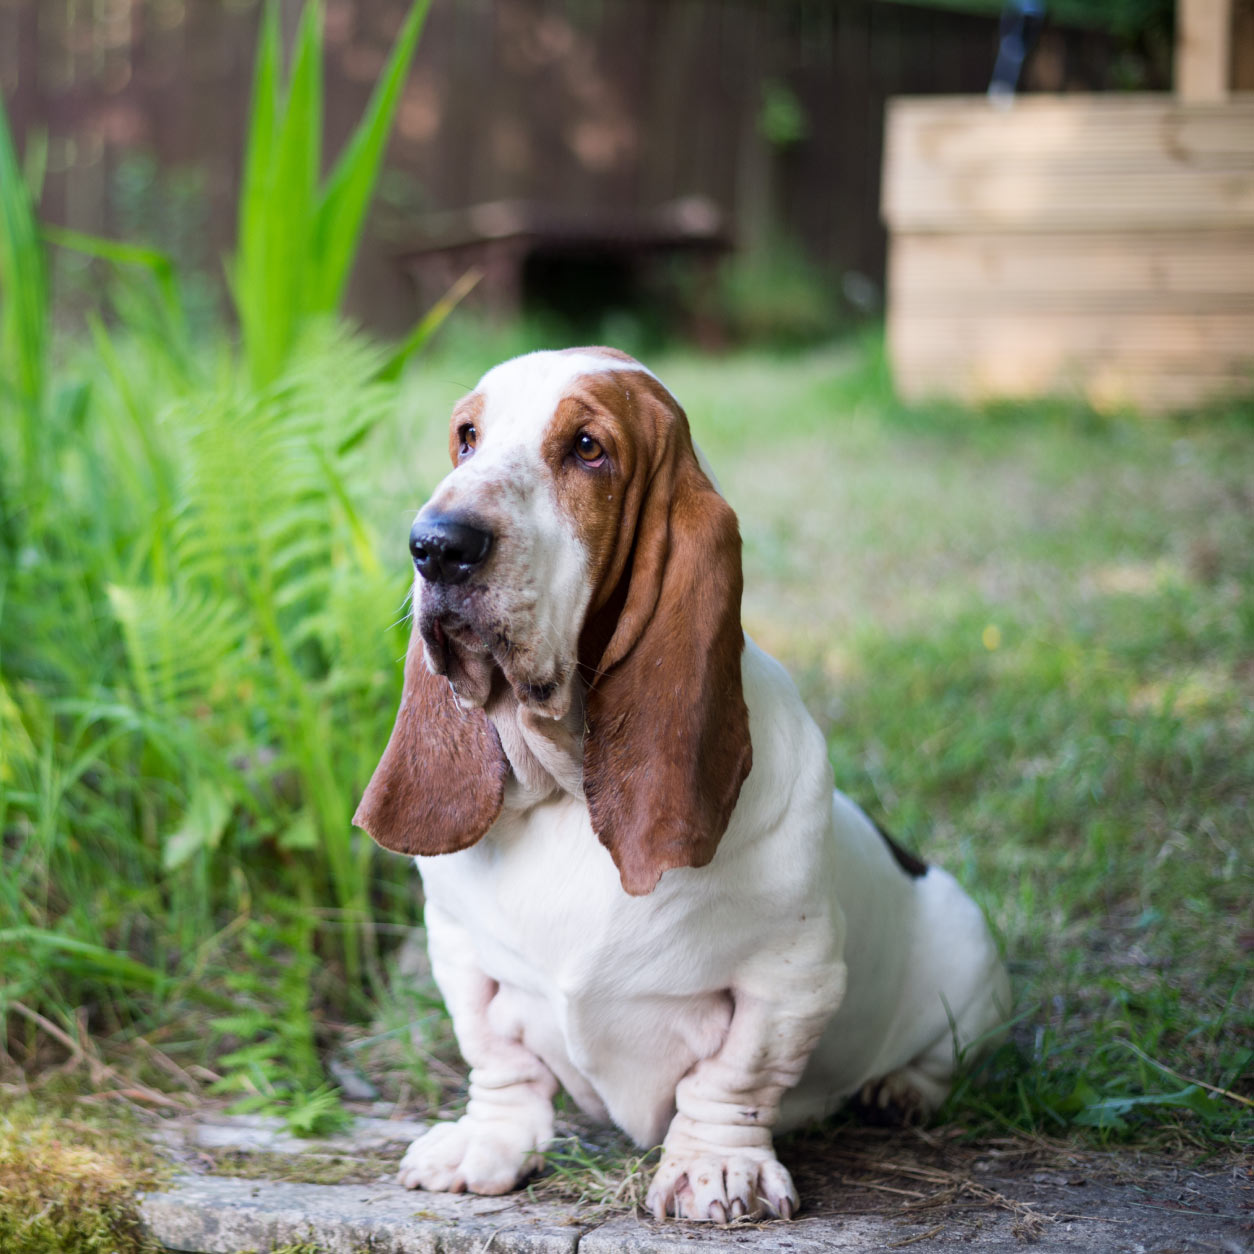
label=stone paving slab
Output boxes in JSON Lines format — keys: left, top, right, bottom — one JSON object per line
{"left": 141, "top": 1111, "right": 1251, "bottom": 1253}
{"left": 141, "top": 1172, "right": 1251, "bottom": 1254}
{"left": 176, "top": 1112, "right": 432, "bottom": 1156}
{"left": 143, "top": 1175, "right": 582, "bottom": 1254}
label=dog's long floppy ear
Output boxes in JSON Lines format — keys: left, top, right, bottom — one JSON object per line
{"left": 354, "top": 631, "right": 507, "bottom": 856}
{"left": 582, "top": 390, "right": 752, "bottom": 897}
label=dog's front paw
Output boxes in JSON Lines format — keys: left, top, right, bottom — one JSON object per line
{"left": 397, "top": 1118, "right": 545, "bottom": 1195}
{"left": 645, "top": 1147, "right": 799, "bottom": 1222}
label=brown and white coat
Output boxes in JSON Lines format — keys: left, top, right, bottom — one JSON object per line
{"left": 355, "top": 348, "right": 1010, "bottom": 1222}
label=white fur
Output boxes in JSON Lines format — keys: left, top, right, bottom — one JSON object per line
{"left": 396, "top": 351, "right": 1011, "bottom": 1220}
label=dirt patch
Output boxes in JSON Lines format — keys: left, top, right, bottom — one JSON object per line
{"left": 778, "top": 1123, "right": 1252, "bottom": 1249}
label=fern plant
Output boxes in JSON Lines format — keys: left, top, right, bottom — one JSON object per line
{"left": 0, "top": 0, "right": 457, "bottom": 1132}
{"left": 104, "top": 325, "right": 406, "bottom": 979}
{"left": 210, "top": 908, "right": 350, "bottom": 1137}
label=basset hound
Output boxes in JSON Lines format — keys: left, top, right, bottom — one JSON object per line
{"left": 354, "top": 347, "right": 1010, "bottom": 1222}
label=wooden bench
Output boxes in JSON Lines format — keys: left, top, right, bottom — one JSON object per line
{"left": 395, "top": 196, "right": 730, "bottom": 322}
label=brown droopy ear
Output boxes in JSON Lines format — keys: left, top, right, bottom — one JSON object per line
{"left": 353, "top": 630, "right": 507, "bottom": 855}
{"left": 582, "top": 391, "right": 752, "bottom": 897}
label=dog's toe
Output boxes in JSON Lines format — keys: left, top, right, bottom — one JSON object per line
{"left": 758, "top": 1157, "right": 799, "bottom": 1219}
{"left": 854, "top": 1064, "right": 948, "bottom": 1127}
{"left": 646, "top": 1149, "right": 797, "bottom": 1222}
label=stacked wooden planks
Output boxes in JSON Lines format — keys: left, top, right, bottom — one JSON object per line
{"left": 881, "top": 94, "right": 1254, "bottom": 413}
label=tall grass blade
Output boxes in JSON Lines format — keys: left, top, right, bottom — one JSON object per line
{"left": 310, "top": 0, "right": 432, "bottom": 314}
{"left": 0, "top": 94, "right": 47, "bottom": 416}
{"left": 0, "top": 929, "right": 169, "bottom": 994}
{"left": 231, "top": 0, "right": 428, "bottom": 385}
{"left": 262, "top": 0, "right": 324, "bottom": 368}
{"left": 43, "top": 225, "right": 184, "bottom": 334}
{"left": 374, "top": 266, "right": 482, "bottom": 388}
{"left": 232, "top": 0, "right": 326, "bottom": 385}
{"left": 233, "top": 0, "right": 283, "bottom": 385}
{"left": 0, "top": 929, "right": 236, "bottom": 1011}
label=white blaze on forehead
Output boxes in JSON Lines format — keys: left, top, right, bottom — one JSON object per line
{"left": 469, "top": 349, "right": 722, "bottom": 495}
{"left": 473, "top": 350, "right": 661, "bottom": 447}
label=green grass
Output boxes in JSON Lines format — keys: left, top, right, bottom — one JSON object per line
{"left": 531, "top": 1136, "right": 661, "bottom": 1216}
{"left": 691, "top": 342, "right": 1252, "bottom": 1148}
{"left": 687, "top": 338, "right": 1254, "bottom": 1148}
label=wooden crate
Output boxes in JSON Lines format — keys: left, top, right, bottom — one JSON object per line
{"left": 882, "top": 94, "right": 1254, "bottom": 413}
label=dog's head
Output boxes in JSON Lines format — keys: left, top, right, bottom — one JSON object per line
{"left": 354, "top": 348, "right": 752, "bottom": 895}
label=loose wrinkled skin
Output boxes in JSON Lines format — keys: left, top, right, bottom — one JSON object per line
{"left": 355, "top": 348, "right": 1011, "bottom": 1221}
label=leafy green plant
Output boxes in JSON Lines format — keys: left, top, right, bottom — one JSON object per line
{"left": 232, "top": 0, "right": 432, "bottom": 385}
{"left": 0, "top": 0, "right": 459, "bottom": 1133}
{"left": 0, "top": 315, "right": 416, "bottom": 1123}
{"left": 102, "top": 322, "right": 406, "bottom": 949}
{"left": 210, "top": 910, "right": 349, "bottom": 1136}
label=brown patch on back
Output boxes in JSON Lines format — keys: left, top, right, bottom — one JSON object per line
{"left": 873, "top": 819, "right": 928, "bottom": 879}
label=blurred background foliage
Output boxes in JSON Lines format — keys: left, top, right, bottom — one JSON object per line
{"left": 1, "top": 0, "right": 446, "bottom": 1132}
{"left": 0, "top": 0, "right": 1180, "bottom": 351}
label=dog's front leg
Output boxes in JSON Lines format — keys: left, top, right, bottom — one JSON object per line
{"left": 398, "top": 902, "right": 557, "bottom": 1195}
{"left": 646, "top": 945, "right": 846, "bottom": 1222}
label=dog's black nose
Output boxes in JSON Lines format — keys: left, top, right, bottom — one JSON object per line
{"left": 409, "top": 514, "right": 493, "bottom": 585}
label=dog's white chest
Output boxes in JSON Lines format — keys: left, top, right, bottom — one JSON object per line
{"left": 416, "top": 796, "right": 786, "bottom": 1142}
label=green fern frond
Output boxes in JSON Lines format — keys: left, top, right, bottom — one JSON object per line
{"left": 107, "top": 583, "right": 245, "bottom": 713}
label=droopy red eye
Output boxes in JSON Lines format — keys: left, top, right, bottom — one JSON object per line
{"left": 574, "top": 432, "right": 604, "bottom": 464}
{"left": 458, "top": 424, "right": 477, "bottom": 458}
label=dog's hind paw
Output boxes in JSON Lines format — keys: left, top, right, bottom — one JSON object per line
{"left": 853, "top": 1063, "right": 949, "bottom": 1127}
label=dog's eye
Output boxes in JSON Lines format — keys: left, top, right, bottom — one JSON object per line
{"left": 458, "top": 424, "right": 478, "bottom": 459}
{"left": 574, "top": 432, "right": 605, "bottom": 465}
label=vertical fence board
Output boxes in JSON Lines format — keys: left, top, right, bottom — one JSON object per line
{"left": 1176, "top": 0, "right": 1234, "bottom": 100}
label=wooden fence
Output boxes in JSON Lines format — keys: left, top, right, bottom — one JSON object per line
{"left": 0, "top": 0, "right": 1134, "bottom": 332}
